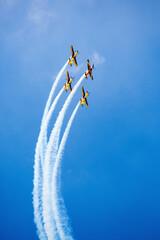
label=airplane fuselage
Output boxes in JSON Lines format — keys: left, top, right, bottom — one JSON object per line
{"left": 80, "top": 92, "right": 88, "bottom": 105}
{"left": 64, "top": 81, "right": 72, "bottom": 90}
{"left": 84, "top": 92, "right": 89, "bottom": 99}
{"left": 64, "top": 77, "right": 73, "bottom": 92}
{"left": 85, "top": 67, "right": 93, "bottom": 77}
{"left": 69, "top": 52, "right": 78, "bottom": 64}
{"left": 73, "top": 51, "right": 78, "bottom": 58}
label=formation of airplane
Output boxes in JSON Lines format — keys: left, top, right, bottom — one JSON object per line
{"left": 68, "top": 45, "right": 78, "bottom": 67}
{"left": 64, "top": 71, "right": 73, "bottom": 92}
{"left": 65, "top": 45, "right": 95, "bottom": 107}
{"left": 85, "top": 59, "right": 94, "bottom": 80}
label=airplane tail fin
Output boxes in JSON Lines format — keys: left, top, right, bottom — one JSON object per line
{"left": 80, "top": 98, "right": 83, "bottom": 107}
{"left": 68, "top": 58, "right": 72, "bottom": 67}
{"left": 64, "top": 84, "right": 67, "bottom": 92}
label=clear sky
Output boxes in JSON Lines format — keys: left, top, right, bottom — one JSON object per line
{"left": 0, "top": 0, "right": 160, "bottom": 239}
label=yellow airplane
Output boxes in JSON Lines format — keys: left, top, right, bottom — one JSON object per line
{"left": 85, "top": 59, "right": 94, "bottom": 80}
{"left": 68, "top": 45, "right": 78, "bottom": 67}
{"left": 64, "top": 71, "right": 74, "bottom": 92}
{"left": 80, "top": 86, "right": 89, "bottom": 107}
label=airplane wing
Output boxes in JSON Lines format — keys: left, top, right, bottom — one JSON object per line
{"left": 66, "top": 71, "right": 70, "bottom": 83}
{"left": 89, "top": 71, "right": 93, "bottom": 80}
{"left": 69, "top": 84, "right": 72, "bottom": 92}
{"left": 84, "top": 98, "right": 88, "bottom": 107}
{"left": 81, "top": 86, "right": 85, "bottom": 98}
{"left": 87, "top": 59, "right": 91, "bottom": 70}
{"left": 71, "top": 45, "right": 74, "bottom": 57}
{"left": 73, "top": 57, "right": 78, "bottom": 67}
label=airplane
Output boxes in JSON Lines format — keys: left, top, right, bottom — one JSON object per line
{"left": 64, "top": 71, "right": 74, "bottom": 92}
{"left": 80, "top": 86, "right": 89, "bottom": 107}
{"left": 68, "top": 45, "right": 78, "bottom": 67}
{"left": 85, "top": 59, "right": 94, "bottom": 80}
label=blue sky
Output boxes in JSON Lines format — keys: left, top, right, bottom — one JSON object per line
{"left": 0, "top": 0, "right": 160, "bottom": 239}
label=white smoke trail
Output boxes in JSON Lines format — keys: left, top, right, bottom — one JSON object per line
{"left": 43, "top": 74, "right": 85, "bottom": 239}
{"left": 52, "top": 102, "right": 80, "bottom": 240}
{"left": 42, "top": 61, "right": 68, "bottom": 124}
{"left": 33, "top": 87, "right": 64, "bottom": 240}
{"left": 33, "top": 61, "right": 67, "bottom": 240}
{"left": 33, "top": 158, "right": 47, "bottom": 240}
{"left": 40, "top": 87, "right": 64, "bottom": 165}
{"left": 40, "top": 61, "right": 68, "bottom": 162}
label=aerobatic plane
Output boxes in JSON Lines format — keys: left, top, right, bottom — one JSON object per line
{"left": 80, "top": 86, "right": 89, "bottom": 107}
{"left": 64, "top": 71, "right": 74, "bottom": 92}
{"left": 85, "top": 59, "right": 94, "bottom": 80}
{"left": 68, "top": 45, "right": 78, "bottom": 67}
